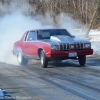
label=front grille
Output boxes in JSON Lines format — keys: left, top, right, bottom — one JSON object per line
{"left": 60, "top": 43, "right": 70, "bottom": 50}
{"left": 60, "top": 43, "right": 84, "bottom": 50}
{"left": 74, "top": 43, "right": 84, "bottom": 50}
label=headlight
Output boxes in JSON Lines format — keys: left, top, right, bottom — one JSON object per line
{"left": 85, "top": 43, "right": 91, "bottom": 48}
{"left": 51, "top": 45, "right": 59, "bottom": 50}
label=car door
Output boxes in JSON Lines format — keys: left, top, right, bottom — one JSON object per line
{"left": 23, "top": 31, "right": 37, "bottom": 56}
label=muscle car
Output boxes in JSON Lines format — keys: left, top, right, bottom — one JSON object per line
{"left": 13, "top": 28, "right": 93, "bottom": 68}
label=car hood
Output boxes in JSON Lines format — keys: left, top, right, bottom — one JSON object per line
{"left": 39, "top": 35, "right": 90, "bottom": 45}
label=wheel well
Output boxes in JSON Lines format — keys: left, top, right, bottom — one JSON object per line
{"left": 38, "top": 48, "right": 43, "bottom": 58}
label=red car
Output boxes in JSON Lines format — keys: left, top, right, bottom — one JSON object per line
{"left": 13, "top": 28, "right": 93, "bottom": 68}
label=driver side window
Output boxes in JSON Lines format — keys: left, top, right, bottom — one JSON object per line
{"left": 26, "top": 31, "right": 36, "bottom": 41}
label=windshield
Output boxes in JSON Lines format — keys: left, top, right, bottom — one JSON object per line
{"left": 37, "top": 29, "right": 72, "bottom": 40}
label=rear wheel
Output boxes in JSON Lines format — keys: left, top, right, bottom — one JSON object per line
{"left": 40, "top": 50, "right": 48, "bottom": 68}
{"left": 17, "top": 50, "right": 28, "bottom": 65}
{"left": 78, "top": 55, "right": 86, "bottom": 66}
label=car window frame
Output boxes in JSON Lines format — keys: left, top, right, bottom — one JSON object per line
{"left": 25, "top": 31, "right": 36, "bottom": 42}
{"left": 24, "top": 31, "right": 29, "bottom": 41}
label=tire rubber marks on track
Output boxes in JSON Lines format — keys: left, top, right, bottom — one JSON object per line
{"left": 40, "top": 77, "right": 95, "bottom": 100}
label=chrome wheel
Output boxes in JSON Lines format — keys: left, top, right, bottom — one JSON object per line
{"left": 41, "top": 54, "right": 43, "bottom": 65}
{"left": 40, "top": 50, "right": 48, "bottom": 68}
{"left": 18, "top": 52, "right": 22, "bottom": 63}
{"left": 17, "top": 49, "right": 28, "bottom": 65}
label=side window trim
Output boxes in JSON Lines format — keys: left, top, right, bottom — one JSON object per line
{"left": 26, "top": 31, "right": 30, "bottom": 41}
{"left": 26, "top": 31, "right": 36, "bottom": 41}
{"left": 24, "top": 31, "right": 30, "bottom": 41}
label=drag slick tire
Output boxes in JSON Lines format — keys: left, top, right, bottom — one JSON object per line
{"left": 17, "top": 49, "right": 28, "bottom": 65}
{"left": 40, "top": 50, "right": 48, "bottom": 68}
{"left": 78, "top": 55, "right": 86, "bottom": 66}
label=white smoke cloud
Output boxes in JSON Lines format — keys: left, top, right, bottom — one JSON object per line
{"left": 56, "top": 13, "right": 87, "bottom": 35}
{"left": 0, "top": 12, "right": 42, "bottom": 64}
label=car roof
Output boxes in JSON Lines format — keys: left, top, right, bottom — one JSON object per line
{"left": 28, "top": 28, "right": 66, "bottom": 32}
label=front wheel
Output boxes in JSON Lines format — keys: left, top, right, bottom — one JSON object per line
{"left": 40, "top": 50, "right": 48, "bottom": 68}
{"left": 78, "top": 55, "right": 86, "bottom": 66}
{"left": 17, "top": 50, "right": 28, "bottom": 65}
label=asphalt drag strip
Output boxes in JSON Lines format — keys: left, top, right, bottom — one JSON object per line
{"left": 0, "top": 56, "right": 100, "bottom": 100}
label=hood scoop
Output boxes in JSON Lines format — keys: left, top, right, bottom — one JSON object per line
{"left": 50, "top": 35, "right": 73, "bottom": 42}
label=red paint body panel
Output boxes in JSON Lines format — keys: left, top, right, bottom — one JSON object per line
{"left": 13, "top": 32, "right": 51, "bottom": 57}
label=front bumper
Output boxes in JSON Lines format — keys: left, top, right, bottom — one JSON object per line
{"left": 46, "top": 49, "right": 93, "bottom": 58}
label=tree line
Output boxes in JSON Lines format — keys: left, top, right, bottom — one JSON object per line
{"left": 1, "top": 0, "right": 100, "bottom": 29}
